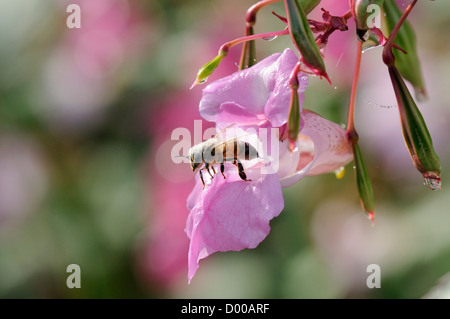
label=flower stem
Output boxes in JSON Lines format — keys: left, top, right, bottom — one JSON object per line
{"left": 382, "top": 0, "right": 417, "bottom": 66}
{"left": 240, "top": 0, "right": 281, "bottom": 70}
{"left": 219, "top": 29, "right": 289, "bottom": 54}
{"left": 246, "top": 0, "right": 281, "bottom": 26}
{"left": 346, "top": 40, "right": 363, "bottom": 140}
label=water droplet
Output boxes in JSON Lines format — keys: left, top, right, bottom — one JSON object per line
{"left": 198, "top": 78, "right": 207, "bottom": 84}
{"left": 362, "top": 44, "right": 382, "bottom": 53}
{"left": 334, "top": 86, "right": 338, "bottom": 90}
{"left": 340, "top": 123, "right": 346, "bottom": 129}
{"left": 424, "top": 177, "right": 441, "bottom": 191}
{"left": 262, "top": 36, "right": 277, "bottom": 41}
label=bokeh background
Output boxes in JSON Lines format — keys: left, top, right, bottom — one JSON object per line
{"left": 0, "top": 0, "right": 449, "bottom": 298}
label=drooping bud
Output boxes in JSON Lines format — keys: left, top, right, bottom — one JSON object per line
{"left": 287, "top": 86, "right": 300, "bottom": 152}
{"left": 284, "top": 0, "right": 330, "bottom": 82}
{"left": 388, "top": 65, "right": 441, "bottom": 190}
{"left": 351, "top": 138, "right": 375, "bottom": 224}
{"left": 350, "top": 0, "right": 384, "bottom": 41}
{"left": 383, "top": 0, "right": 426, "bottom": 99}
{"left": 191, "top": 51, "right": 226, "bottom": 89}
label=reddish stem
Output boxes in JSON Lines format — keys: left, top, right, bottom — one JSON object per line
{"left": 382, "top": 0, "right": 417, "bottom": 66}
{"left": 346, "top": 40, "right": 363, "bottom": 140}
{"left": 219, "top": 29, "right": 289, "bottom": 54}
{"left": 246, "top": 0, "right": 281, "bottom": 26}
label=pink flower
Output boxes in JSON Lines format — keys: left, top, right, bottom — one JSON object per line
{"left": 186, "top": 49, "right": 353, "bottom": 283}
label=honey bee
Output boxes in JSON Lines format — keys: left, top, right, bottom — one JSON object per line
{"left": 187, "top": 133, "right": 260, "bottom": 188}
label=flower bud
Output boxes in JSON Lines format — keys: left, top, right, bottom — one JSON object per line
{"left": 388, "top": 65, "right": 441, "bottom": 190}
{"left": 191, "top": 52, "right": 226, "bottom": 89}
{"left": 352, "top": 139, "right": 375, "bottom": 224}
{"left": 350, "top": 0, "right": 384, "bottom": 41}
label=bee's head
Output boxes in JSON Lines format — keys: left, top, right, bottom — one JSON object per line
{"left": 187, "top": 143, "right": 205, "bottom": 172}
{"left": 189, "top": 150, "right": 202, "bottom": 172}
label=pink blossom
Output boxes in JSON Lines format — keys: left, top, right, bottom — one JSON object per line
{"left": 142, "top": 36, "right": 244, "bottom": 286}
{"left": 186, "top": 49, "right": 353, "bottom": 282}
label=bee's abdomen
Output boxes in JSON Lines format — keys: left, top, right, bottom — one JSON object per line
{"left": 221, "top": 140, "right": 257, "bottom": 161}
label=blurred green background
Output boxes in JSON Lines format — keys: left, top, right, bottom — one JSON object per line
{"left": 0, "top": 0, "right": 449, "bottom": 298}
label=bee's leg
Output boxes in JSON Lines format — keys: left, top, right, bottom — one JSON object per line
{"left": 220, "top": 162, "right": 226, "bottom": 179}
{"left": 204, "top": 162, "right": 214, "bottom": 179}
{"left": 210, "top": 165, "right": 216, "bottom": 175}
{"left": 233, "top": 159, "right": 251, "bottom": 182}
{"left": 199, "top": 169, "right": 206, "bottom": 189}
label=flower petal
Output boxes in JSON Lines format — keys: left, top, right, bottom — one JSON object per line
{"left": 185, "top": 166, "right": 283, "bottom": 283}
{"left": 264, "top": 60, "right": 308, "bottom": 128}
{"left": 214, "top": 102, "right": 262, "bottom": 126}
{"left": 280, "top": 110, "right": 353, "bottom": 187}
{"left": 199, "top": 49, "right": 307, "bottom": 128}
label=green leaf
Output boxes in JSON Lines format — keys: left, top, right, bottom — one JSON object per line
{"left": 388, "top": 65, "right": 441, "bottom": 189}
{"left": 383, "top": 0, "right": 426, "bottom": 98}
{"left": 284, "top": 0, "right": 329, "bottom": 80}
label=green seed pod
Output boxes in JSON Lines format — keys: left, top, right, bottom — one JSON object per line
{"left": 352, "top": 140, "right": 375, "bottom": 223}
{"left": 350, "top": 0, "right": 385, "bottom": 41}
{"left": 284, "top": 0, "right": 329, "bottom": 81}
{"left": 388, "top": 65, "right": 441, "bottom": 190}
